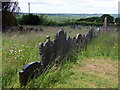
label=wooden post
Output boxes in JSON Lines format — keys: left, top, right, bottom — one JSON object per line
{"left": 28, "top": 2, "right": 30, "bottom": 14}
{"left": 104, "top": 17, "right": 107, "bottom": 31}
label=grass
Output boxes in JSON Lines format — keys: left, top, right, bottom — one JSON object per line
{"left": 2, "top": 26, "right": 118, "bottom": 88}
{"left": 52, "top": 58, "right": 118, "bottom": 88}
{"left": 81, "top": 31, "right": 118, "bottom": 60}
{"left": 52, "top": 30, "right": 118, "bottom": 88}
{"left": 2, "top": 26, "right": 89, "bottom": 88}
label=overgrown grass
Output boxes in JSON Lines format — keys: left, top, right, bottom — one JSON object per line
{"left": 51, "top": 30, "right": 118, "bottom": 88}
{"left": 23, "top": 52, "right": 78, "bottom": 88}
{"left": 2, "top": 26, "right": 118, "bottom": 88}
{"left": 81, "top": 31, "right": 118, "bottom": 60}
{"left": 2, "top": 26, "right": 89, "bottom": 88}
{"left": 24, "top": 28, "right": 118, "bottom": 88}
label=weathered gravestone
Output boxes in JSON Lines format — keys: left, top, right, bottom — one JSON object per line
{"left": 19, "top": 61, "right": 42, "bottom": 86}
{"left": 103, "top": 17, "right": 108, "bottom": 31}
{"left": 39, "top": 36, "right": 55, "bottom": 67}
{"left": 76, "top": 34, "right": 83, "bottom": 50}
{"left": 19, "top": 29, "right": 96, "bottom": 86}
{"left": 54, "top": 30, "right": 67, "bottom": 60}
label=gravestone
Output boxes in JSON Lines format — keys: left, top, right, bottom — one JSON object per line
{"left": 54, "top": 30, "right": 67, "bottom": 59}
{"left": 76, "top": 34, "right": 82, "bottom": 50}
{"left": 19, "top": 29, "right": 97, "bottom": 86}
{"left": 103, "top": 17, "right": 108, "bottom": 31}
{"left": 39, "top": 36, "right": 55, "bottom": 67}
{"left": 19, "top": 61, "right": 42, "bottom": 86}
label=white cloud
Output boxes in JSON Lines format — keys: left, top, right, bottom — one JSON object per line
{"left": 45, "top": 0, "right": 67, "bottom": 6}
{"left": 18, "top": 0, "right": 119, "bottom": 14}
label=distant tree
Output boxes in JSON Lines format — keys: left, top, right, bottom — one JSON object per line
{"left": 115, "top": 18, "right": 120, "bottom": 23}
{"left": 76, "top": 17, "right": 100, "bottom": 22}
{"left": 39, "top": 14, "right": 48, "bottom": 25}
{"left": 86, "top": 17, "right": 100, "bottom": 22}
{"left": 2, "top": 0, "right": 20, "bottom": 30}
{"left": 18, "top": 14, "right": 48, "bottom": 25}
{"left": 76, "top": 18, "right": 86, "bottom": 21}
{"left": 100, "top": 14, "right": 114, "bottom": 23}
{"left": 19, "top": 14, "right": 40, "bottom": 25}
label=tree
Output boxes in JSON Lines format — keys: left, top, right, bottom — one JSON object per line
{"left": 86, "top": 17, "right": 100, "bottom": 22}
{"left": 76, "top": 17, "right": 100, "bottom": 22}
{"left": 115, "top": 18, "right": 120, "bottom": 23}
{"left": 100, "top": 14, "right": 114, "bottom": 23}
{"left": 19, "top": 14, "right": 40, "bottom": 25}
{"left": 39, "top": 14, "right": 47, "bottom": 25}
{"left": 2, "top": 0, "right": 20, "bottom": 30}
{"left": 76, "top": 18, "right": 86, "bottom": 22}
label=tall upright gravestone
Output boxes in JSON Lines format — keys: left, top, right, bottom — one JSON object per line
{"left": 103, "top": 17, "right": 107, "bottom": 31}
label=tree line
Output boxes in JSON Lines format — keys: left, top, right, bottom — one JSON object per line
{"left": 17, "top": 14, "right": 119, "bottom": 26}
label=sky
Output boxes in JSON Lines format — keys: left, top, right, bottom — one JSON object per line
{"left": 17, "top": 0, "right": 119, "bottom": 14}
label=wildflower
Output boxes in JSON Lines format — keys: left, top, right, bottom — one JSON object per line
{"left": 113, "top": 47, "right": 116, "bottom": 49}
{"left": 9, "top": 50, "right": 14, "bottom": 53}
{"left": 18, "top": 49, "right": 23, "bottom": 52}
{"left": 14, "top": 51, "right": 17, "bottom": 53}
{"left": 14, "top": 57, "right": 17, "bottom": 59}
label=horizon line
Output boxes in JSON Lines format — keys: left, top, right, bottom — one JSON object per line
{"left": 19, "top": 12, "right": 118, "bottom": 14}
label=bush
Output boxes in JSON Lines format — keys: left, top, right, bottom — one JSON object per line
{"left": 75, "top": 21, "right": 103, "bottom": 26}
{"left": 18, "top": 14, "right": 49, "bottom": 25}
{"left": 18, "top": 14, "right": 40, "bottom": 25}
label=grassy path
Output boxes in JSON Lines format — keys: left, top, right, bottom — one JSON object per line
{"left": 51, "top": 58, "right": 118, "bottom": 88}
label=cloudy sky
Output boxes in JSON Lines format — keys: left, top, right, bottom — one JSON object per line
{"left": 18, "top": 0, "right": 119, "bottom": 14}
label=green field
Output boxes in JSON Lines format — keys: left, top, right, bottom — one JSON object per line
{"left": 18, "top": 13, "right": 118, "bottom": 22}
{"left": 2, "top": 26, "right": 118, "bottom": 88}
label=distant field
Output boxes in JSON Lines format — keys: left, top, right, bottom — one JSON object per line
{"left": 17, "top": 13, "right": 118, "bottom": 22}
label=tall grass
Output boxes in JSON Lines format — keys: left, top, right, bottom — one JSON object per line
{"left": 2, "top": 26, "right": 118, "bottom": 88}
{"left": 24, "top": 52, "right": 78, "bottom": 88}
{"left": 2, "top": 26, "right": 89, "bottom": 88}
{"left": 24, "top": 29, "right": 118, "bottom": 88}
{"left": 81, "top": 31, "right": 118, "bottom": 60}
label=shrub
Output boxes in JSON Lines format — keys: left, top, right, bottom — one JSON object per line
{"left": 18, "top": 14, "right": 40, "bottom": 25}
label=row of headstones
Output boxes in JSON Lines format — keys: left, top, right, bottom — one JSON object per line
{"left": 19, "top": 28, "right": 97, "bottom": 86}
{"left": 18, "top": 26, "right": 44, "bottom": 32}
{"left": 39, "top": 29, "right": 94, "bottom": 68}
{"left": 9, "top": 25, "right": 44, "bottom": 32}
{"left": 70, "top": 25, "right": 81, "bottom": 29}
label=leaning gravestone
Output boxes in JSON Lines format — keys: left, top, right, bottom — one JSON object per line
{"left": 54, "top": 30, "right": 67, "bottom": 60}
{"left": 19, "top": 28, "right": 96, "bottom": 87}
{"left": 39, "top": 36, "right": 55, "bottom": 67}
